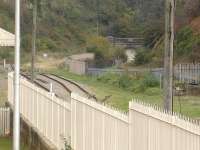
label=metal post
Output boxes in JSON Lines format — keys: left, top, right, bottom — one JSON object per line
{"left": 13, "top": 0, "right": 20, "bottom": 149}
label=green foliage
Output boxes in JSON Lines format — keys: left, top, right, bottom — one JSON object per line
{"left": 0, "top": 0, "right": 139, "bottom": 55}
{"left": 86, "top": 36, "right": 126, "bottom": 67}
{"left": 142, "top": 73, "right": 159, "bottom": 87}
{"left": 118, "top": 74, "right": 132, "bottom": 89}
{"left": 175, "top": 26, "right": 200, "bottom": 61}
{"left": 176, "top": 26, "right": 196, "bottom": 55}
{"left": 61, "top": 136, "right": 73, "bottom": 150}
{"left": 63, "top": 140, "right": 73, "bottom": 150}
{"left": 134, "top": 48, "right": 152, "bottom": 65}
{"left": 96, "top": 72, "right": 159, "bottom": 93}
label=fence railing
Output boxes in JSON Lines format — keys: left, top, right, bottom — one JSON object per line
{"left": 174, "top": 63, "right": 200, "bottom": 84}
{"left": 0, "top": 107, "right": 10, "bottom": 136}
{"left": 87, "top": 67, "right": 163, "bottom": 77}
{"left": 8, "top": 72, "right": 200, "bottom": 150}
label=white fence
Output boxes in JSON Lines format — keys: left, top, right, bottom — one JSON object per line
{"left": 129, "top": 102, "right": 200, "bottom": 150}
{"left": 8, "top": 72, "right": 71, "bottom": 149}
{"left": 0, "top": 107, "right": 10, "bottom": 136}
{"left": 8, "top": 72, "right": 200, "bottom": 150}
{"left": 71, "top": 93, "right": 129, "bottom": 150}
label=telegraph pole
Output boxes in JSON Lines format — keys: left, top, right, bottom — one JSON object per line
{"left": 31, "top": 0, "right": 37, "bottom": 82}
{"left": 13, "top": 0, "right": 20, "bottom": 149}
{"left": 96, "top": 0, "right": 100, "bottom": 35}
{"left": 164, "top": 0, "right": 175, "bottom": 111}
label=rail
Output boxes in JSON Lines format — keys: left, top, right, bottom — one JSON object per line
{"left": 39, "top": 74, "right": 72, "bottom": 93}
{"left": 47, "top": 74, "right": 98, "bottom": 100}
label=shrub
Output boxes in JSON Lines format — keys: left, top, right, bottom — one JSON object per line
{"left": 142, "top": 73, "right": 159, "bottom": 88}
{"left": 97, "top": 73, "right": 120, "bottom": 86}
{"left": 134, "top": 48, "right": 151, "bottom": 65}
{"left": 96, "top": 72, "right": 159, "bottom": 92}
{"left": 118, "top": 74, "right": 132, "bottom": 89}
{"left": 86, "top": 36, "right": 126, "bottom": 67}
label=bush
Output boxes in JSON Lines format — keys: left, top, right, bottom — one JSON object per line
{"left": 86, "top": 36, "right": 126, "bottom": 67}
{"left": 96, "top": 72, "right": 159, "bottom": 93}
{"left": 118, "top": 74, "right": 132, "bottom": 89}
{"left": 97, "top": 73, "right": 120, "bottom": 86}
{"left": 142, "top": 73, "right": 159, "bottom": 88}
{"left": 134, "top": 48, "right": 152, "bottom": 65}
{"left": 174, "top": 26, "right": 200, "bottom": 62}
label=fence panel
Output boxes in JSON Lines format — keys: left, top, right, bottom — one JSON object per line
{"left": 8, "top": 72, "right": 71, "bottom": 149}
{"left": 129, "top": 101, "right": 200, "bottom": 150}
{"left": 71, "top": 93, "right": 129, "bottom": 150}
{"left": 0, "top": 107, "right": 10, "bottom": 136}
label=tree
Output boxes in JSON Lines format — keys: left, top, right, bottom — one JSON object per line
{"left": 184, "top": 0, "right": 200, "bottom": 19}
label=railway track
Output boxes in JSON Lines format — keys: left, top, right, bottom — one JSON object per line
{"left": 20, "top": 73, "right": 59, "bottom": 97}
{"left": 9, "top": 64, "right": 97, "bottom": 101}
{"left": 38, "top": 73, "right": 97, "bottom": 101}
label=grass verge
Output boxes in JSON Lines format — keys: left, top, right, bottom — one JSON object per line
{"left": 47, "top": 69, "right": 200, "bottom": 118}
{"left": 0, "top": 137, "right": 28, "bottom": 150}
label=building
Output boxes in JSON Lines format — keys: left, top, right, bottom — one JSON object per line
{"left": 66, "top": 53, "right": 95, "bottom": 75}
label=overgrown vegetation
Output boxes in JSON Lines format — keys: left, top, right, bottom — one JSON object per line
{"left": 175, "top": 26, "right": 200, "bottom": 62}
{"left": 48, "top": 68, "right": 200, "bottom": 117}
{"left": 97, "top": 72, "right": 159, "bottom": 93}
{"left": 86, "top": 36, "right": 127, "bottom": 67}
{"left": 1, "top": 0, "right": 200, "bottom": 65}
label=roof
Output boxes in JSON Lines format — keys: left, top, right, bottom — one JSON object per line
{"left": 69, "top": 53, "right": 95, "bottom": 61}
{"left": 0, "top": 28, "right": 15, "bottom": 46}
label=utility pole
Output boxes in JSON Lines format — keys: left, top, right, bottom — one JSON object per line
{"left": 96, "top": 0, "right": 100, "bottom": 35}
{"left": 31, "top": 0, "right": 37, "bottom": 82}
{"left": 13, "top": 0, "right": 20, "bottom": 149}
{"left": 164, "top": 0, "right": 175, "bottom": 111}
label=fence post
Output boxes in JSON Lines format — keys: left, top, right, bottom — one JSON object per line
{"left": 82, "top": 100, "right": 86, "bottom": 150}
{"left": 71, "top": 96, "right": 77, "bottom": 150}
{"left": 128, "top": 102, "right": 132, "bottom": 150}
{"left": 92, "top": 107, "right": 95, "bottom": 150}
{"left": 102, "top": 107, "right": 105, "bottom": 150}
{"left": 179, "top": 64, "right": 182, "bottom": 82}
{"left": 172, "top": 116, "right": 176, "bottom": 150}
{"left": 51, "top": 93, "right": 55, "bottom": 142}
{"left": 147, "top": 106, "right": 151, "bottom": 150}
{"left": 3, "top": 59, "right": 6, "bottom": 69}
{"left": 160, "top": 73, "right": 162, "bottom": 89}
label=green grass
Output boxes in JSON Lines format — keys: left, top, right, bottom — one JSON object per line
{"left": 0, "top": 137, "right": 12, "bottom": 149}
{"left": 0, "top": 137, "right": 28, "bottom": 150}
{"left": 0, "top": 69, "right": 7, "bottom": 107}
{"left": 47, "top": 69, "right": 200, "bottom": 118}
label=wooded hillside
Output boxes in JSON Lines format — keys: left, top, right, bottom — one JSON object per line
{"left": 0, "top": 0, "right": 200, "bottom": 65}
